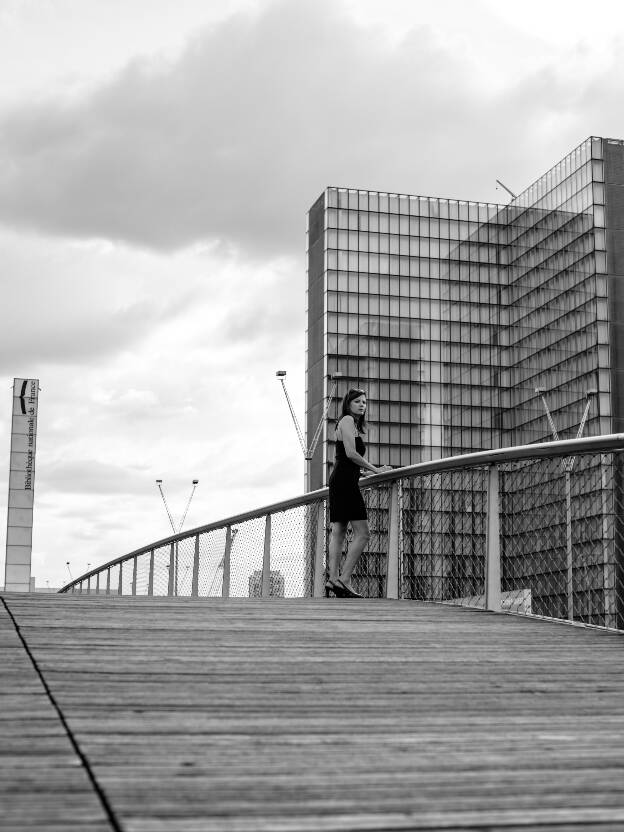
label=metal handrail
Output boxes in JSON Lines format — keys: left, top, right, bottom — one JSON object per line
{"left": 59, "top": 433, "right": 624, "bottom": 593}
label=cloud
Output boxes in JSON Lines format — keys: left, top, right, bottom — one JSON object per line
{"left": 39, "top": 458, "right": 150, "bottom": 496}
{"left": 2, "top": 0, "right": 622, "bottom": 260}
{"left": 0, "top": 229, "right": 205, "bottom": 373}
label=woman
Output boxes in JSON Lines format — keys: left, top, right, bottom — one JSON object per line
{"left": 326, "top": 389, "right": 392, "bottom": 598}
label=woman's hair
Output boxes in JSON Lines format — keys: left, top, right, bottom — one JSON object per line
{"left": 340, "top": 388, "right": 367, "bottom": 433}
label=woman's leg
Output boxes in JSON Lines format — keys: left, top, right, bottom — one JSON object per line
{"left": 328, "top": 522, "right": 348, "bottom": 581}
{"left": 339, "top": 519, "right": 370, "bottom": 585}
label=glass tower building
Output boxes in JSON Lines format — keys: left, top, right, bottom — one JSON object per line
{"left": 306, "top": 136, "right": 622, "bottom": 490}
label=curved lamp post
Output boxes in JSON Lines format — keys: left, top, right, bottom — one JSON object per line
{"left": 276, "top": 370, "right": 343, "bottom": 491}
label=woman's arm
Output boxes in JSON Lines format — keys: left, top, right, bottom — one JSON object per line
{"left": 340, "top": 415, "right": 389, "bottom": 474}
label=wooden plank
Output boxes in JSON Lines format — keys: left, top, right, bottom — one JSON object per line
{"left": 0, "top": 601, "right": 114, "bottom": 831}
{"left": 2, "top": 592, "right": 624, "bottom": 830}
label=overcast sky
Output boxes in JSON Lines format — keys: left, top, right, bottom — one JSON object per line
{"left": 2, "top": 0, "right": 624, "bottom": 589}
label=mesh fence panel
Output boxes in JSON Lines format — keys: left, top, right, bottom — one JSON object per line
{"left": 356, "top": 483, "right": 391, "bottom": 598}
{"left": 500, "top": 451, "right": 624, "bottom": 628}
{"left": 198, "top": 528, "right": 227, "bottom": 597}
{"left": 401, "top": 467, "right": 488, "bottom": 606}
{"left": 107, "top": 564, "right": 119, "bottom": 596}
{"left": 134, "top": 551, "right": 151, "bottom": 596}
{"left": 171, "top": 536, "right": 196, "bottom": 597}
{"left": 121, "top": 559, "right": 133, "bottom": 596}
{"left": 152, "top": 545, "right": 171, "bottom": 597}
{"left": 229, "top": 516, "right": 266, "bottom": 597}
{"left": 270, "top": 504, "right": 316, "bottom": 598}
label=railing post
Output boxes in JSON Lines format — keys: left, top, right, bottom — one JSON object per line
{"left": 222, "top": 526, "right": 232, "bottom": 598}
{"left": 168, "top": 543, "right": 175, "bottom": 596}
{"left": 386, "top": 480, "right": 400, "bottom": 599}
{"left": 262, "top": 514, "right": 272, "bottom": 598}
{"left": 132, "top": 557, "right": 137, "bottom": 596}
{"left": 174, "top": 541, "right": 179, "bottom": 597}
{"left": 148, "top": 550, "right": 154, "bottom": 596}
{"left": 118, "top": 562, "right": 123, "bottom": 597}
{"left": 313, "top": 502, "right": 327, "bottom": 598}
{"left": 565, "top": 469, "right": 574, "bottom": 620}
{"left": 485, "top": 463, "right": 501, "bottom": 612}
{"left": 191, "top": 534, "right": 200, "bottom": 597}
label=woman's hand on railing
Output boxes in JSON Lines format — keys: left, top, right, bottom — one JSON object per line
{"left": 363, "top": 464, "right": 393, "bottom": 477}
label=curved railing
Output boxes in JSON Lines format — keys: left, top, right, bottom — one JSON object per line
{"left": 60, "top": 434, "right": 624, "bottom": 631}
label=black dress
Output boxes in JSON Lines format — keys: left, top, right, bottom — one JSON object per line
{"left": 328, "top": 432, "right": 367, "bottom": 523}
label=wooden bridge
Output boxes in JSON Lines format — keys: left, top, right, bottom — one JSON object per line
{"left": 2, "top": 592, "right": 624, "bottom": 831}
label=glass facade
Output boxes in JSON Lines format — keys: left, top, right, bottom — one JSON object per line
{"left": 501, "top": 136, "right": 609, "bottom": 446}
{"left": 306, "top": 136, "right": 621, "bottom": 490}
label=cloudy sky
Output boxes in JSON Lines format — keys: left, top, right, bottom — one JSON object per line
{"left": 2, "top": 0, "right": 624, "bottom": 589}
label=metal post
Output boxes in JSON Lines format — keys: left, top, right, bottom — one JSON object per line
{"left": 96, "top": 572, "right": 100, "bottom": 596}
{"left": 386, "top": 481, "right": 400, "bottom": 599}
{"left": 191, "top": 534, "right": 200, "bottom": 597}
{"left": 313, "top": 502, "right": 327, "bottom": 598}
{"left": 106, "top": 568, "right": 110, "bottom": 596}
{"left": 148, "top": 550, "right": 154, "bottom": 596}
{"left": 222, "top": 526, "right": 232, "bottom": 598}
{"left": 87, "top": 575, "right": 91, "bottom": 595}
{"left": 174, "top": 541, "right": 179, "bottom": 597}
{"left": 168, "top": 543, "right": 175, "bottom": 596}
{"left": 485, "top": 464, "right": 501, "bottom": 612}
{"left": 262, "top": 514, "right": 272, "bottom": 598}
{"left": 565, "top": 469, "right": 573, "bottom": 620}
{"left": 132, "top": 557, "right": 137, "bottom": 597}
{"left": 600, "top": 454, "right": 613, "bottom": 626}
{"left": 118, "top": 562, "right": 123, "bottom": 597}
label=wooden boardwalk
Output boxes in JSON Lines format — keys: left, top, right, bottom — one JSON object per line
{"left": 2, "top": 593, "right": 624, "bottom": 832}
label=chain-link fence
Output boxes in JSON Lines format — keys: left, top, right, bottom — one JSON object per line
{"left": 500, "top": 451, "right": 623, "bottom": 628}
{"left": 60, "top": 436, "right": 624, "bottom": 631}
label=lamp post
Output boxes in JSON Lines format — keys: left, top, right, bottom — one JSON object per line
{"left": 155, "top": 478, "right": 199, "bottom": 596}
{"left": 535, "top": 388, "right": 597, "bottom": 620}
{"left": 276, "top": 370, "right": 343, "bottom": 491}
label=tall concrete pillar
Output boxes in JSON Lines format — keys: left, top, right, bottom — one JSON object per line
{"left": 4, "top": 378, "right": 39, "bottom": 593}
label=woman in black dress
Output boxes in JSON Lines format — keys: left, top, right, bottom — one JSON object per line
{"left": 326, "top": 389, "right": 391, "bottom": 598}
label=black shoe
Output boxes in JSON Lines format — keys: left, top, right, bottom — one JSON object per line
{"left": 325, "top": 580, "right": 348, "bottom": 598}
{"left": 335, "top": 578, "right": 363, "bottom": 598}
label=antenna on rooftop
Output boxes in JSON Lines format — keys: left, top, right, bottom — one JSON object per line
{"left": 495, "top": 179, "right": 517, "bottom": 200}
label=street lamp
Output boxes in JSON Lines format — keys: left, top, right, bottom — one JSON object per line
{"left": 276, "top": 370, "right": 344, "bottom": 491}
{"left": 535, "top": 387, "right": 597, "bottom": 465}
{"left": 155, "top": 479, "right": 200, "bottom": 596}
{"left": 535, "top": 387, "right": 597, "bottom": 620}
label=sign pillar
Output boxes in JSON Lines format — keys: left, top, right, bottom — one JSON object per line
{"left": 4, "top": 378, "right": 39, "bottom": 592}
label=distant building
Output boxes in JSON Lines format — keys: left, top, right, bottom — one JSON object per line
{"left": 248, "top": 569, "right": 285, "bottom": 598}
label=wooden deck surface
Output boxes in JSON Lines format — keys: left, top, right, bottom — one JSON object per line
{"left": 1, "top": 593, "right": 624, "bottom": 831}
